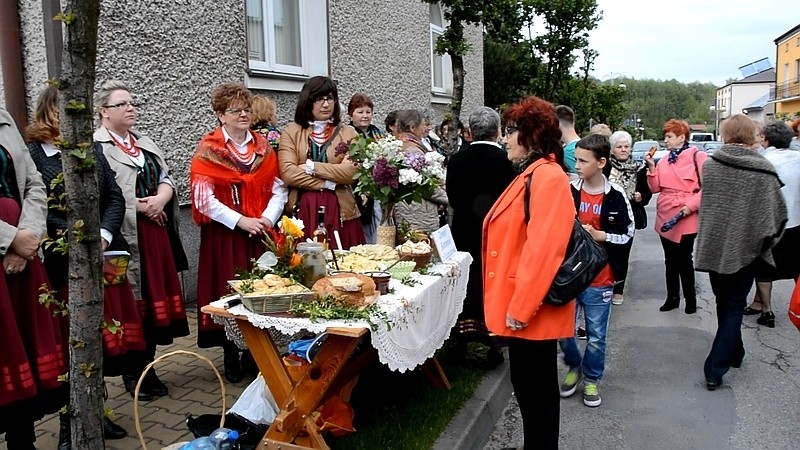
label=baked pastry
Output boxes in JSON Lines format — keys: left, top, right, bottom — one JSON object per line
{"left": 312, "top": 273, "right": 377, "bottom": 308}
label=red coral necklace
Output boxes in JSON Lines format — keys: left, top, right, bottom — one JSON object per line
{"left": 110, "top": 133, "right": 141, "bottom": 158}
{"left": 226, "top": 140, "right": 255, "bottom": 166}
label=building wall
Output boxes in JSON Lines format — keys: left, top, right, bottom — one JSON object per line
{"left": 775, "top": 27, "right": 800, "bottom": 117}
{"left": 11, "top": 1, "right": 484, "bottom": 302}
{"left": 729, "top": 84, "right": 771, "bottom": 118}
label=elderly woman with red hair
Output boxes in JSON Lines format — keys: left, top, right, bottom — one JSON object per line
{"left": 483, "top": 96, "right": 575, "bottom": 450}
{"left": 645, "top": 119, "right": 707, "bottom": 314}
{"left": 191, "top": 83, "right": 288, "bottom": 382}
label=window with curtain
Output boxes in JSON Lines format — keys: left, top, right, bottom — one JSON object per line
{"left": 429, "top": 3, "right": 453, "bottom": 95}
{"left": 246, "top": 0, "right": 328, "bottom": 78}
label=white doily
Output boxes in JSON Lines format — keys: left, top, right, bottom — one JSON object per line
{"left": 209, "top": 252, "right": 471, "bottom": 372}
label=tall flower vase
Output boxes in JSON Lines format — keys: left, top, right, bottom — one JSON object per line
{"left": 376, "top": 202, "right": 396, "bottom": 247}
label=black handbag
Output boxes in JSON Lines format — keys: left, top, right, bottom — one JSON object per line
{"left": 523, "top": 174, "right": 608, "bottom": 306}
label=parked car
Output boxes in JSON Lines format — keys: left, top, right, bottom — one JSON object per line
{"left": 702, "top": 141, "right": 723, "bottom": 155}
{"left": 689, "top": 132, "right": 715, "bottom": 142}
{"left": 632, "top": 140, "right": 661, "bottom": 163}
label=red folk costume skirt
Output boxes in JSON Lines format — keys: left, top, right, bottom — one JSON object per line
{"left": 0, "top": 198, "right": 66, "bottom": 405}
{"left": 196, "top": 221, "right": 265, "bottom": 348}
{"left": 136, "top": 217, "right": 189, "bottom": 343}
{"left": 297, "top": 190, "right": 365, "bottom": 249}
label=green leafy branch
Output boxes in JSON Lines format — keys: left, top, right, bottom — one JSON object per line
{"left": 289, "top": 296, "right": 392, "bottom": 331}
{"left": 53, "top": 11, "right": 76, "bottom": 25}
{"left": 78, "top": 362, "right": 99, "bottom": 378}
{"left": 38, "top": 283, "right": 68, "bottom": 317}
{"left": 71, "top": 219, "right": 86, "bottom": 243}
{"left": 102, "top": 319, "right": 124, "bottom": 336}
{"left": 69, "top": 142, "right": 96, "bottom": 172}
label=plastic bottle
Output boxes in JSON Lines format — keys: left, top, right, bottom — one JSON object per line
{"left": 178, "top": 436, "right": 216, "bottom": 450}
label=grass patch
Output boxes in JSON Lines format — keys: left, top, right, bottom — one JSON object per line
{"left": 329, "top": 343, "right": 494, "bottom": 450}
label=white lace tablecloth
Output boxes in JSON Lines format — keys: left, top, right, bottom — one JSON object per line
{"left": 209, "top": 251, "right": 471, "bottom": 372}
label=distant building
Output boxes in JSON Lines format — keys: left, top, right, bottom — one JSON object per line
{"left": 714, "top": 60, "right": 775, "bottom": 130}
{"left": 771, "top": 23, "right": 800, "bottom": 117}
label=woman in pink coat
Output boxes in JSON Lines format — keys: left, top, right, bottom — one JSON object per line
{"left": 645, "top": 119, "right": 707, "bottom": 314}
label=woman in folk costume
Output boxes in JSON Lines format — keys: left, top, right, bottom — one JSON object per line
{"left": 278, "top": 76, "right": 364, "bottom": 248}
{"left": 27, "top": 86, "right": 139, "bottom": 444}
{"left": 0, "top": 107, "right": 67, "bottom": 449}
{"left": 191, "top": 83, "right": 287, "bottom": 383}
{"left": 94, "top": 80, "right": 189, "bottom": 400}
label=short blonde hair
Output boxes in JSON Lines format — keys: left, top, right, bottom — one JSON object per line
{"left": 251, "top": 94, "right": 277, "bottom": 126}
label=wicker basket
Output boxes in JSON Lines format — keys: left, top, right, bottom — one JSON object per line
{"left": 398, "top": 251, "right": 432, "bottom": 268}
{"left": 228, "top": 280, "right": 314, "bottom": 314}
{"left": 134, "top": 350, "right": 226, "bottom": 449}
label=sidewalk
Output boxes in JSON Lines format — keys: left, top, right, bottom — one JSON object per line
{"left": 28, "top": 307, "right": 247, "bottom": 449}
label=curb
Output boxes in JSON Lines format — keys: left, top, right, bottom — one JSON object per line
{"left": 432, "top": 351, "right": 512, "bottom": 450}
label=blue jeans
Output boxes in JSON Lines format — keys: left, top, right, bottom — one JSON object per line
{"left": 560, "top": 285, "right": 613, "bottom": 381}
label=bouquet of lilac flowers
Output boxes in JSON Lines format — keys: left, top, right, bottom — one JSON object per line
{"left": 343, "top": 134, "right": 445, "bottom": 225}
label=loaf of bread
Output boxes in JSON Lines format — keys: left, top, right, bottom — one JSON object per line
{"left": 312, "top": 273, "right": 377, "bottom": 308}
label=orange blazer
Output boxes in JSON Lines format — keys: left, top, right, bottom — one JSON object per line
{"left": 482, "top": 158, "right": 576, "bottom": 340}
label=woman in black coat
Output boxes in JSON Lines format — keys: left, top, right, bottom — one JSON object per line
{"left": 445, "top": 107, "right": 515, "bottom": 365}
{"left": 603, "top": 131, "right": 652, "bottom": 305}
{"left": 27, "top": 86, "right": 143, "bottom": 445}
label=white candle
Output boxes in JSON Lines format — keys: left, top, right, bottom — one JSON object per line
{"left": 334, "top": 230, "right": 344, "bottom": 250}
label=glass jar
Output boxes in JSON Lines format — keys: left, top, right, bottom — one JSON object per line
{"left": 296, "top": 242, "right": 327, "bottom": 288}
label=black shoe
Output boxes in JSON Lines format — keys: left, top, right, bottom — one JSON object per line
{"left": 706, "top": 379, "right": 722, "bottom": 391}
{"left": 224, "top": 347, "right": 244, "bottom": 383}
{"left": 103, "top": 417, "right": 128, "bottom": 440}
{"left": 685, "top": 305, "right": 697, "bottom": 314}
{"left": 756, "top": 311, "right": 775, "bottom": 328}
{"left": 58, "top": 414, "right": 71, "bottom": 450}
{"left": 142, "top": 369, "right": 169, "bottom": 397}
{"left": 659, "top": 299, "right": 679, "bottom": 312}
{"left": 122, "top": 374, "right": 155, "bottom": 402}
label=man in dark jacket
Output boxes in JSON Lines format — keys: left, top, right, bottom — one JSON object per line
{"left": 446, "top": 106, "right": 515, "bottom": 366}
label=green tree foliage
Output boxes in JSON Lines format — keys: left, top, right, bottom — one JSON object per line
{"left": 422, "top": 0, "right": 517, "bottom": 154}
{"left": 482, "top": 1, "right": 718, "bottom": 139}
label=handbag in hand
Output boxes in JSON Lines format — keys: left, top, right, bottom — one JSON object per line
{"left": 524, "top": 174, "right": 608, "bottom": 306}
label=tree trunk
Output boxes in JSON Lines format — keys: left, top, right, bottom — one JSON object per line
{"left": 59, "top": 1, "right": 104, "bottom": 448}
{"left": 442, "top": 22, "right": 465, "bottom": 157}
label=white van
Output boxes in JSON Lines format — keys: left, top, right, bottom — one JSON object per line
{"left": 689, "top": 132, "right": 715, "bottom": 142}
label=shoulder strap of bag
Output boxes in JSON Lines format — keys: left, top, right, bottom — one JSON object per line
{"left": 322, "top": 124, "right": 343, "bottom": 154}
{"left": 524, "top": 174, "right": 532, "bottom": 223}
{"left": 692, "top": 149, "right": 702, "bottom": 192}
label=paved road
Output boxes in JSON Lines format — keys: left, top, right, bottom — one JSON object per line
{"left": 485, "top": 202, "right": 800, "bottom": 449}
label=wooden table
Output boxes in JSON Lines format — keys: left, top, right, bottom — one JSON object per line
{"left": 202, "top": 304, "right": 369, "bottom": 449}
{"left": 201, "top": 251, "right": 472, "bottom": 449}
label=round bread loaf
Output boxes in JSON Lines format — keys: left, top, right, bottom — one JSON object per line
{"left": 312, "top": 273, "right": 377, "bottom": 308}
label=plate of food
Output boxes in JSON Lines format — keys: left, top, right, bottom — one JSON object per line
{"left": 328, "top": 252, "right": 385, "bottom": 273}
{"left": 348, "top": 244, "right": 399, "bottom": 262}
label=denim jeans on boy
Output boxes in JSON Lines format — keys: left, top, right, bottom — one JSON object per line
{"left": 560, "top": 285, "right": 613, "bottom": 381}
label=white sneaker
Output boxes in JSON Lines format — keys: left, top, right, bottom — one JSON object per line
{"left": 612, "top": 294, "right": 624, "bottom": 305}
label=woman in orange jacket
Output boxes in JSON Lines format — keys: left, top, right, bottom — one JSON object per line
{"left": 483, "top": 96, "right": 576, "bottom": 450}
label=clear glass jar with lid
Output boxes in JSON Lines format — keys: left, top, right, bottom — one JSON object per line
{"left": 296, "top": 242, "right": 327, "bottom": 287}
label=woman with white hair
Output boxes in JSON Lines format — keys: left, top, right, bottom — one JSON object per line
{"left": 602, "top": 131, "right": 652, "bottom": 304}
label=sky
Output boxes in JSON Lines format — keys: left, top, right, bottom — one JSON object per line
{"left": 586, "top": 0, "right": 799, "bottom": 86}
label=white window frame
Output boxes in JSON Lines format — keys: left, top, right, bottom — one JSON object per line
{"left": 245, "top": 0, "right": 329, "bottom": 89}
{"left": 429, "top": 3, "right": 453, "bottom": 96}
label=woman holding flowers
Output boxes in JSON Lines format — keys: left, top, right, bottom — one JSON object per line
{"left": 393, "top": 109, "right": 449, "bottom": 234}
{"left": 191, "top": 82, "right": 288, "bottom": 382}
{"left": 278, "top": 76, "right": 364, "bottom": 248}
